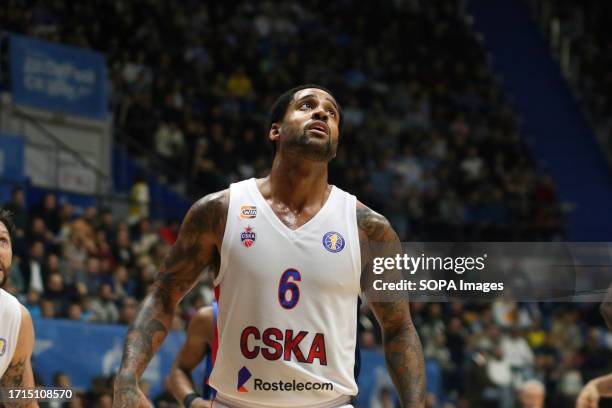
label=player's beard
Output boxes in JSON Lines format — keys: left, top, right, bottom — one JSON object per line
{"left": 0, "top": 258, "right": 9, "bottom": 288}
{"left": 281, "top": 125, "right": 337, "bottom": 162}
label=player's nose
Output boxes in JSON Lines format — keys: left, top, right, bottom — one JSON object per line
{"left": 312, "top": 108, "right": 329, "bottom": 122}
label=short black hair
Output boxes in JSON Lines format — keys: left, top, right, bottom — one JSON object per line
{"left": 267, "top": 84, "right": 343, "bottom": 153}
{"left": 0, "top": 209, "right": 16, "bottom": 245}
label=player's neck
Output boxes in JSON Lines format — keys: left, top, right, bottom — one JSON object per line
{"left": 267, "top": 154, "right": 329, "bottom": 210}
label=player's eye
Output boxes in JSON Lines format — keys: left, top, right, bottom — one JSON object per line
{"left": 0, "top": 238, "right": 9, "bottom": 247}
{"left": 301, "top": 102, "right": 313, "bottom": 109}
{"left": 327, "top": 109, "right": 337, "bottom": 117}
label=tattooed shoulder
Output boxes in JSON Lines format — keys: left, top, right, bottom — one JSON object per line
{"left": 0, "top": 357, "right": 25, "bottom": 387}
{"left": 356, "top": 201, "right": 395, "bottom": 243}
{"left": 184, "top": 189, "right": 229, "bottom": 240}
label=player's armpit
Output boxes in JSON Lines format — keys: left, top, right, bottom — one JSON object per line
{"left": 0, "top": 306, "right": 38, "bottom": 408}
{"left": 169, "top": 306, "right": 214, "bottom": 403}
{"left": 114, "top": 191, "right": 228, "bottom": 407}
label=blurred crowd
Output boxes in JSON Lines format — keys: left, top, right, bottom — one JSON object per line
{"left": 361, "top": 299, "right": 612, "bottom": 408}
{"left": 531, "top": 0, "right": 612, "bottom": 159}
{"left": 1, "top": 0, "right": 564, "bottom": 241}
{"left": 1, "top": 0, "right": 610, "bottom": 407}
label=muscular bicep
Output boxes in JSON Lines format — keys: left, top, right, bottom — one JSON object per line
{"left": 175, "top": 307, "right": 214, "bottom": 372}
{"left": 156, "top": 191, "right": 228, "bottom": 307}
{"left": 1, "top": 306, "right": 35, "bottom": 390}
{"left": 356, "top": 201, "right": 403, "bottom": 301}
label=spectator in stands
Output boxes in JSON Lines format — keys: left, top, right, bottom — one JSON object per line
{"left": 192, "top": 138, "right": 223, "bottom": 196}
{"left": 40, "top": 297, "right": 56, "bottom": 318}
{"left": 578, "top": 328, "right": 612, "bottom": 383}
{"left": 22, "top": 239, "right": 46, "bottom": 293}
{"left": 67, "top": 302, "right": 84, "bottom": 321}
{"left": 518, "top": 380, "right": 545, "bottom": 408}
{"left": 131, "top": 218, "right": 159, "bottom": 258}
{"left": 154, "top": 120, "right": 186, "bottom": 174}
{"left": 98, "top": 209, "right": 116, "bottom": 244}
{"left": 158, "top": 219, "right": 179, "bottom": 245}
{"left": 501, "top": 326, "right": 535, "bottom": 383}
{"left": 112, "top": 227, "right": 135, "bottom": 268}
{"left": 123, "top": 92, "right": 157, "bottom": 154}
{"left": 56, "top": 202, "right": 75, "bottom": 241}
{"left": 44, "top": 272, "right": 69, "bottom": 316}
{"left": 128, "top": 174, "right": 150, "bottom": 225}
{"left": 3, "top": 187, "right": 27, "bottom": 238}
{"left": 485, "top": 346, "right": 513, "bottom": 408}
{"left": 118, "top": 296, "right": 138, "bottom": 325}
{"left": 32, "top": 193, "right": 60, "bottom": 235}
{"left": 90, "top": 283, "right": 119, "bottom": 323}
{"left": 53, "top": 371, "right": 72, "bottom": 388}
{"left": 80, "top": 257, "right": 102, "bottom": 296}
{"left": 28, "top": 216, "right": 56, "bottom": 254}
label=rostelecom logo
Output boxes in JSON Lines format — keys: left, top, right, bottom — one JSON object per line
{"left": 237, "top": 366, "right": 252, "bottom": 393}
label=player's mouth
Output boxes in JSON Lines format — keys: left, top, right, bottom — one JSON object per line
{"left": 307, "top": 121, "right": 330, "bottom": 138}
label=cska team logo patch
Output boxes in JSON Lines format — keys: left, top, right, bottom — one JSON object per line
{"left": 241, "top": 226, "right": 257, "bottom": 247}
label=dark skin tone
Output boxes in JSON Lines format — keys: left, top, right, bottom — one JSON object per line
{"left": 0, "top": 223, "right": 38, "bottom": 408}
{"left": 575, "top": 285, "right": 612, "bottom": 406}
{"left": 601, "top": 283, "right": 612, "bottom": 331}
{"left": 168, "top": 306, "right": 214, "bottom": 408}
{"left": 113, "top": 88, "right": 425, "bottom": 407}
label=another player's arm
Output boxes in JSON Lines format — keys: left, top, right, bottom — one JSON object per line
{"left": 600, "top": 283, "right": 612, "bottom": 331}
{"left": 0, "top": 306, "right": 38, "bottom": 408}
{"left": 169, "top": 307, "right": 214, "bottom": 408}
{"left": 113, "top": 191, "right": 227, "bottom": 408}
{"left": 357, "top": 203, "right": 425, "bottom": 408}
{"left": 577, "top": 373, "right": 612, "bottom": 408}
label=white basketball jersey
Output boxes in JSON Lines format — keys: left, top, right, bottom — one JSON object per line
{"left": 0, "top": 289, "right": 22, "bottom": 378}
{"left": 209, "top": 178, "right": 361, "bottom": 408}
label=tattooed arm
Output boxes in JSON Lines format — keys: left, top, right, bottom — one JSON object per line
{"left": 113, "top": 191, "right": 228, "bottom": 408}
{"left": 0, "top": 306, "right": 37, "bottom": 408}
{"left": 168, "top": 306, "right": 214, "bottom": 407}
{"left": 357, "top": 202, "right": 425, "bottom": 408}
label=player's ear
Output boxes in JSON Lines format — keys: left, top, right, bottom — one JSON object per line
{"left": 269, "top": 123, "right": 281, "bottom": 143}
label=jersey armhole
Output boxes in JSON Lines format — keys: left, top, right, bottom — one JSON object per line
{"left": 5, "top": 295, "right": 24, "bottom": 366}
{"left": 348, "top": 194, "right": 362, "bottom": 296}
{"left": 213, "top": 186, "right": 235, "bottom": 287}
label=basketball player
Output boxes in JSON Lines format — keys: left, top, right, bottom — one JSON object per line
{"left": 113, "top": 85, "right": 425, "bottom": 408}
{"left": 577, "top": 374, "right": 612, "bottom": 408}
{"left": 168, "top": 303, "right": 217, "bottom": 407}
{"left": 575, "top": 283, "right": 612, "bottom": 407}
{"left": 0, "top": 210, "right": 38, "bottom": 407}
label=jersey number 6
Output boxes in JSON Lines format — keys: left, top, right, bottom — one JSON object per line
{"left": 278, "top": 269, "right": 301, "bottom": 309}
